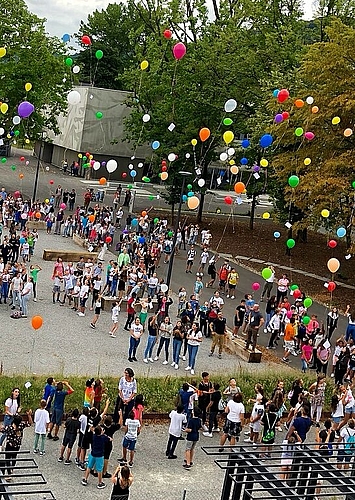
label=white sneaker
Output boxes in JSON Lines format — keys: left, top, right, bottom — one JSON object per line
{"left": 154, "top": 356, "right": 159, "bottom": 361}
{"left": 33, "top": 298, "right": 37, "bottom": 302}
{"left": 162, "top": 360, "right": 168, "bottom": 365}
{"left": 226, "top": 295, "right": 230, "bottom": 298}
{"left": 185, "top": 366, "right": 191, "bottom": 371}
{"left": 110, "top": 333, "right": 116, "bottom": 338}
{"left": 202, "top": 424, "right": 209, "bottom": 432}
{"left": 77, "top": 312, "right": 85, "bottom": 317}
{"left": 231, "top": 296, "right": 235, "bottom": 299}
{"left": 203, "top": 432, "right": 213, "bottom": 438}
{"left": 190, "top": 369, "right": 195, "bottom": 375}
{"left": 171, "top": 362, "right": 176, "bottom": 367}
{"left": 143, "top": 359, "right": 148, "bottom": 363}
{"left": 148, "top": 358, "right": 154, "bottom": 363}
{"left": 175, "top": 364, "right": 179, "bottom": 369}
{"left": 182, "top": 356, "right": 186, "bottom": 361}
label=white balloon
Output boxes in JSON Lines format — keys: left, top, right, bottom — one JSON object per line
{"left": 131, "top": 156, "right": 135, "bottom": 160}
{"left": 72, "top": 65, "right": 80, "bottom": 74}
{"left": 128, "top": 163, "right": 133, "bottom": 170}
{"left": 93, "top": 161, "right": 101, "bottom": 171}
{"left": 224, "top": 98, "right": 237, "bottom": 113}
{"left": 0, "top": 128, "right": 4, "bottom": 135}
{"left": 142, "top": 113, "right": 151, "bottom": 123}
{"left": 161, "top": 284, "right": 168, "bottom": 293}
{"left": 62, "top": 78, "right": 67, "bottom": 83}
{"left": 227, "top": 147, "right": 235, "bottom": 156}
{"left": 220, "top": 152, "right": 228, "bottom": 161}
{"left": 185, "top": 153, "right": 191, "bottom": 159}
{"left": 168, "top": 153, "right": 176, "bottom": 162}
{"left": 306, "top": 96, "right": 314, "bottom": 105}
{"left": 198, "top": 178, "right": 205, "bottom": 187}
{"left": 12, "top": 116, "right": 21, "bottom": 125}
{"left": 106, "top": 159, "right": 118, "bottom": 173}
{"left": 67, "top": 90, "right": 81, "bottom": 105}
{"left": 45, "top": 166, "right": 50, "bottom": 171}
{"left": 156, "top": 195, "right": 160, "bottom": 199}
{"left": 137, "top": 162, "right": 143, "bottom": 168}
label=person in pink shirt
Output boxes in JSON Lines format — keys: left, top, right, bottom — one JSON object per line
{"left": 301, "top": 339, "right": 313, "bottom": 373}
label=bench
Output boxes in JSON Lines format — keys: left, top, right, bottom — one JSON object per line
{"left": 42, "top": 249, "right": 98, "bottom": 261}
{"left": 225, "top": 331, "right": 262, "bottom": 363}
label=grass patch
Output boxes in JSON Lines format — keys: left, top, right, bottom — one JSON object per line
{"left": 0, "top": 368, "right": 336, "bottom": 415}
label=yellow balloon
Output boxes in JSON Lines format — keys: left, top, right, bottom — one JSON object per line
{"left": 0, "top": 47, "right": 6, "bottom": 58}
{"left": 78, "top": 153, "right": 82, "bottom": 158}
{"left": 260, "top": 158, "right": 268, "bottom": 168}
{"left": 0, "top": 103, "right": 8, "bottom": 114}
{"left": 161, "top": 172, "right": 168, "bottom": 181}
{"left": 304, "top": 157, "right": 311, "bottom": 166}
{"left": 25, "top": 82, "right": 32, "bottom": 92}
{"left": 223, "top": 131, "right": 234, "bottom": 144}
{"left": 262, "top": 212, "right": 270, "bottom": 219}
{"left": 229, "top": 159, "right": 235, "bottom": 165}
{"left": 230, "top": 165, "right": 239, "bottom": 175}
{"left": 187, "top": 195, "right": 200, "bottom": 210}
{"left": 191, "top": 139, "right": 197, "bottom": 147}
{"left": 140, "top": 60, "right": 149, "bottom": 70}
{"left": 321, "top": 209, "right": 330, "bottom": 218}
{"left": 45, "top": 198, "right": 49, "bottom": 203}
{"left": 89, "top": 155, "right": 93, "bottom": 160}
{"left": 7, "top": 134, "right": 11, "bottom": 139}
{"left": 25, "top": 138, "right": 30, "bottom": 144}
{"left": 332, "top": 116, "right": 340, "bottom": 125}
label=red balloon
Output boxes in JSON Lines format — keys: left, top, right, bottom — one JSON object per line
{"left": 293, "top": 289, "right": 302, "bottom": 299}
{"left": 161, "top": 160, "right": 167, "bottom": 166}
{"left": 224, "top": 196, "right": 233, "bottom": 205}
{"left": 328, "top": 239, "right": 337, "bottom": 248}
{"left": 122, "top": 172, "right": 127, "bottom": 178}
{"left": 20, "top": 156, "right": 25, "bottom": 161}
{"left": 162, "top": 165, "right": 167, "bottom": 172}
{"left": 328, "top": 281, "right": 336, "bottom": 292}
{"left": 81, "top": 35, "right": 91, "bottom": 45}
{"left": 163, "top": 29, "right": 172, "bottom": 39}
{"left": 277, "top": 89, "right": 289, "bottom": 103}
{"left": 49, "top": 180, "right": 54, "bottom": 185}
{"left": 282, "top": 111, "right": 290, "bottom": 120}
{"left": 105, "top": 236, "right": 112, "bottom": 244}
{"left": 13, "top": 190, "right": 21, "bottom": 198}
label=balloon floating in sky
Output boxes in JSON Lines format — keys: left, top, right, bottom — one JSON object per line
{"left": 223, "top": 131, "right": 234, "bottom": 144}
{"left": 336, "top": 227, "right": 346, "bottom": 238}
{"left": 274, "top": 113, "right": 283, "bottom": 124}
{"left": 286, "top": 238, "right": 296, "bottom": 249}
{"left": 241, "top": 139, "right": 250, "bottom": 148}
{"left": 321, "top": 209, "right": 330, "bottom": 218}
{"left": 259, "top": 134, "right": 273, "bottom": 148}
{"left": 140, "top": 60, "right": 149, "bottom": 70}
{"left": 288, "top": 175, "right": 299, "bottom": 188}
{"left": 152, "top": 140, "right": 160, "bottom": 150}
{"left": 187, "top": 196, "right": 200, "bottom": 210}
{"left": 67, "top": 90, "right": 81, "bottom": 105}
{"left": 106, "top": 159, "right": 117, "bottom": 173}
{"left": 25, "top": 82, "right": 32, "bottom": 92}
{"left": 234, "top": 182, "right": 245, "bottom": 194}
{"left": 224, "top": 99, "right": 237, "bottom": 113}
{"left": 172, "top": 42, "right": 186, "bottom": 60}
{"left": 95, "top": 50, "right": 103, "bottom": 60}
{"left": 306, "top": 96, "right": 314, "bottom": 104}
{"left": 163, "top": 29, "right": 172, "bottom": 39}
{"left": 277, "top": 89, "right": 289, "bottom": 103}
{"left": 304, "top": 131, "right": 315, "bottom": 140}
{"left": 260, "top": 158, "right": 268, "bottom": 167}
{"left": 274, "top": 231, "right": 280, "bottom": 238}
{"left": 0, "top": 47, "right": 7, "bottom": 58}
{"left": 18, "top": 101, "right": 34, "bottom": 118}
{"left": 199, "top": 128, "right": 210, "bottom": 142}
{"left": 62, "top": 33, "right": 70, "bottom": 42}
{"left": 81, "top": 35, "right": 91, "bottom": 45}
{"left": 332, "top": 116, "right": 340, "bottom": 125}
{"left": 142, "top": 113, "right": 151, "bottom": 123}
{"left": 327, "top": 258, "right": 340, "bottom": 273}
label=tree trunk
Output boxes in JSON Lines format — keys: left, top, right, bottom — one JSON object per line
{"left": 249, "top": 193, "right": 256, "bottom": 230}
{"left": 171, "top": 202, "right": 175, "bottom": 224}
{"left": 197, "top": 192, "right": 205, "bottom": 223}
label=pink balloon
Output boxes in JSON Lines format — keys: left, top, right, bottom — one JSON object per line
{"left": 252, "top": 282, "right": 260, "bottom": 291}
{"left": 173, "top": 42, "right": 186, "bottom": 60}
{"left": 304, "top": 131, "right": 315, "bottom": 140}
{"left": 60, "top": 203, "right": 66, "bottom": 210}
{"left": 286, "top": 311, "right": 293, "bottom": 319}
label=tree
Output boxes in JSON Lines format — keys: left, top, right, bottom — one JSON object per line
{"left": 0, "top": 0, "right": 71, "bottom": 141}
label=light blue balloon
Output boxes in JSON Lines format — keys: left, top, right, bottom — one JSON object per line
{"left": 336, "top": 227, "right": 346, "bottom": 238}
{"left": 182, "top": 195, "right": 187, "bottom": 202}
{"left": 274, "top": 231, "right": 280, "bottom": 239}
{"left": 131, "top": 218, "right": 138, "bottom": 226}
{"left": 62, "top": 33, "right": 70, "bottom": 42}
{"left": 130, "top": 169, "right": 137, "bottom": 177}
{"left": 187, "top": 191, "right": 194, "bottom": 197}
{"left": 152, "top": 140, "right": 160, "bottom": 150}
{"left": 273, "top": 89, "right": 279, "bottom": 98}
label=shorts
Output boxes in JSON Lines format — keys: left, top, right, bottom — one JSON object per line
{"left": 51, "top": 408, "right": 64, "bottom": 426}
{"left": 87, "top": 454, "right": 104, "bottom": 472}
{"left": 337, "top": 450, "right": 352, "bottom": 463}
{"left": 332, "top": 416, "right": 342, "bottom": 424}
{"left": 228, "top": 284, "right": 236, "bottom": 290}
{"left": 62, "top": 433, "right": 77, "bottom": 449}
{"left": 53, "top": 285, "right": 60, "bottom": 293}
{"left": 250, "top": 422, "right": 262, "bottom": 433}
{"left": 94, "top": 307, "right": 101, "bottom": 315}
{"left": 185, "top": 440, "right": 197, "bottom": 451}
{"left": 281, "top": 458, "right": 293, "bottom": 467}
{"left": 81, "top": 434, "right": 92, "bottom": 450}
{"left": 223, "top": 420, "right": 241, "bottom": 438}
{"left": 104, "top": 441, "right": 113, "bottom": 460}
{"left": 209, "top": 272, "right": 216, "bottom": 280}
{"left": 345, "top": 406, "right": 355, "bottom": 414}
{"left": 78, "top": 432, "right": 85, "bottom": 448}
{"left": 284, "top": 340, "right": 295, "bottom": 351}
{"left": 219, "top": 280, "right": 226, "bottom": 287}
{"left": 80, "top": 297, "right": 87, "bottom": 308}
{"left": 122, "top": 437, "right": 136, "bottom": 451}
{"left": 112, "top": 316, "right": 119, "bottom": 324}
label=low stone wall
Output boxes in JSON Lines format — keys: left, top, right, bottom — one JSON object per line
{"left": 42, "top": 249, "right": 98, "bottom": 261}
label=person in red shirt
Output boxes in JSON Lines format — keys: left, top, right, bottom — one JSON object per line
{"left": 124, "top": 293, "right": 136, "bottom": 331}
{"left": 218, "top": 264, "right": 229, "bottom": 294}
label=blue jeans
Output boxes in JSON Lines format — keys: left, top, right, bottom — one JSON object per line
{"left": 144, "top": 335, "right": 157, "bottom": 359}
{"left": 21, "top": 294, "right": 30, "bottom": 316}
{"left": 172, "top": 339, "right": 183, "bottom": 365}
{"left": 129, "top": 337, "right": 140, "bottom": 359}
{"left": 0, "top": 415, "right": 14, "bottom": 445}
{"left": 346, "top": 324, "right": 355, "bottom": 342}
{"left": 266, "top": 310, "right": 275, "bottom": 327}
{"left": 187, "top": 344, "right": 199, "bottom": 369}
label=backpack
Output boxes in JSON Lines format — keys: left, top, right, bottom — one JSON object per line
{"left": 10, "top": 311, "right": 22, "bottom": 319}
{"left": 262, "top": 413, "right": 276, "bottom": 443}
{"left": 344, "top": 429, "right": 355, "bottom": 455}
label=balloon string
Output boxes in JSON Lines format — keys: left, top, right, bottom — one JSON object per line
{"left": 231, "top": 203, "right": 235, "bottom": 233}
{"left": 137, "top": 71, "right": 143, "bottom": 98}
{"left": 92, "top": 60, "right": 99, "bottom": 88}
{"left": 171, "top": 59, "right": 178, "bottom": 119}
{"left": 215, "top": 209, "right": 232, "bottom": 253}
{"left": 133, "top": 124, "right": 144, "bottom": 157}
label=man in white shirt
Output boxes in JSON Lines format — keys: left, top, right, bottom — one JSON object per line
{"left": 165, "top": 406, "right": 187, "bottom": 459}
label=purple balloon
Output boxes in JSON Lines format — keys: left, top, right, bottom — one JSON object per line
{"left": 122, "top": 229, "right": 128, "bottom": 234}
{"left": 274, "top": 113, "right": 283, "bottom": 124}
{"left": 101, "top": 161, "right": 106, "bottom": 167}
{"left": 253, "top": 165, "right": 260, "bottom": 172}
{"left": 18, "top": 101, "right": 35, "bottom": 118}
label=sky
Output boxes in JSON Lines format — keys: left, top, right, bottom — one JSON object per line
{"left": 25, "top": 0, "right": 316, "bottom": 39}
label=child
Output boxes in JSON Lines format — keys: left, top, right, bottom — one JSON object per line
{"left": 139, "top": 298, "right": 148, "bottom": 327}
{"left": 183, "top": 407, "right": 202, "bottom": 469}
{"left": 58, "top": 408, "right": 80, "bottom": 464}
{"left": 193, "top": 277, "right": 203, "bottom": 301}
{"left": 132, "top": 395, "right": 144, "bottom": 426}
{"left": 109, "top": 300, "right": 121, "bottom": 338}
{"left": 102, "top": 412, "right": 122, "bottom": 478}
{"left": 178, "top": 383, "right": 192, "bottom": 416}
{"left": 166, "top": 405, "right": 187, "bottom": 459}
{"left": 33, "top": 399, "right": 50, "bottom": 456}
{"left": 83, "top": 378, "right": 95, "bottom": 408}
{"left": 76, "top": 407, "right": 89, "bottom": 468}
{"left": 120, "top": 410, "right": 141, "bottom": 467}
{"left": 178, "top": 288, "right": 187, "bottom": 316}
{"left": 52, "top": 273, "right": 62, "bottom": 303}
{"left": 81, "top": 426, "right": 112, "bottom": 489}
{"left": 90, "top": 294, "right": 102, "bottom": 329}
{"left": 244, "top": 393, "right": 264, "bottom": 445}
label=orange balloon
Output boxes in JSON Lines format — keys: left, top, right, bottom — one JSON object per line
{"left": 311, "top": 106, "right": 319, "bottom": 114}
{"left": 141, "top": 211, "right": 147, "bottom": 217}
{"left": 294, "top": 99, "right": 304, "bottom": 108}
{"left": 344, "top": 128, "right": 353, "bottom": 137}
{"left": 19, "top": 173, "right": 24, "bottom": 179}
{"left": 199, "top": 127, "right": 210, "bottom": 142}
{"left": 234, "top": 182, "right": 246, "bottom": 194}
{"left": 161, "top": 172, "right": 168, "bottom": 181}
{"left": 99, "top": 177, "right": 107, "bottom": 185}
{"left": 187, "top": 196, "right": 200, "bottom": 210}
{"left": 35, "top": 212, "right": 41, "bottom": 219}
{"left": 31, "top": 315, "right": 43, "bottom": 330}
{"left": 88, "top": 214, "right": 95, "bottom": 222}
{"left": 327, "top": 258, "right": 340, "bottom": 274}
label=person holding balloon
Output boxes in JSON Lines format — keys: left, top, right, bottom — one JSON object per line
{"left": 276, "top": 274, "right": 289, "bottom": 305}
{"left": 260, "top": 266, "right": 275, "bottom": 302}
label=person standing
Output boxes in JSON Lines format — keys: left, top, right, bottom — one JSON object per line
{"left": 185, "top": 245, "right": 196, "bottom": 273}
{"left": 143, "top": 314, "right": 158, "bottom": 363}
{"left": 58, "top": 408, "right": 81, "bottom": 464}
{"left": 165, "top": 405, "right": 187, "bottom": 459}
{"left": 219, "top": 393, "right": 245, "bottom": 450}
{"left": 81, "top": 426, "right": 112, "bottom": 489}
{"left": 245, "top": 304, "right": 264, "bottom": 352}
{"left": 110, "top": 464, "right": 133, "bottom": 500}
{"left": 47, "top": 381, "right": 74, "bottom": 441}
{"left": 33, "top": 399, "right": 50, "bottom": 456}
{"left": 203, "top": 383, "right": 222, "bottom": 438}
{"left": 128, "top": 317, "right": 144, "bottom": 362}
{"left": 171, "top": 320, "right": 184, "bottom": 369}
{"left": 2, "top": 411, "right": 33, "bottom": 480}
{"left": 54, "top": 185, "right": 62, "bottom": 208}
{"left": 185, "top": 322, "right": 203, "bottom": 375}
{"left": 276, "top": 274, "right": 289, "bottom": 305}
{"left": 0, "top": 388, "right": 21, "bottom": 447}
{"left": 20, "top": 276, "right": 34, "bottom": 318}
{"left": 198, "top": 372, "right": 213, "bottom": 431}
{"left": 327, "top": 307, "right": 339, "bottom": 340}
{"left": 109, "top": 300, "right": 121, "bottom": 338}
{"left": 183, "top": 407, "right": 202, "bottom": 470}
{"left": 209, "top": 311, "right": 227, "bottom": 359}
{"left": 154, "top": 316, "right": 173, "bottom": 364}
{"left": 260, "top": 265, "right": 275, "bottom": 302}
{"left": 30, "top": 264, "right": 42, "bottom": 302}
{"left": 124, "top": 292, "right": 136, "bottom": 331}
{"left": 233, "top": 299, "right": 246, "bottom": 337}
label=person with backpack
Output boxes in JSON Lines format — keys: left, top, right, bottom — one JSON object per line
{"left": 260, "top": 403, "right": 278, "bottom": 459}
{"left": 337, "top": 418, "right": 355, "bottom": 470}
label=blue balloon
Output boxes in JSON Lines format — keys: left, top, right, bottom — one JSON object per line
{"left": 274, "top": 231, "right": 280, "bottom": 239}
{"left": 130, "top": 169, "right": 137, "bottom": 177}
{"left": 131, "top": 218, "right": 138, "bottom": 226}
{"left": 187, "top": 191, "right": 194, "bottom": 197}
{"left": 240, "top": 157, "right": 248, "bottom": 165}
{"left": 152, "top": 140, "right": 160, "bottom": 150}
{"left": 336, "top": 227, "right": 346, "bottom": 238}
{"left": 62, "top": 33, "right": 70, "bottom": 42}
{"left": 241, "top": 139, "right": 250, "bottom": 148}
{"left": 182, "top": 195, "right": 187, "bottom": 202}
{"left": 259, "top": 134, "right": 273, "bottom": 148}
{"left": 138, "top": 236, "right": 145, "bottom": 244}
{"left": 219, "top": 170, "right": 226, "bottom": 177}
{"left": 20, "top": 237, "right": 26, "bottom": 244}
{"left": 273, "top": 89, "right": 279, "bottom": 98}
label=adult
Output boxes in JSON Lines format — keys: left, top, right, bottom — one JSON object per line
{"left": 54, "top": 185, "right": 62, "bottom": 208}
{"left": 276, "top": 274, "right": 289, "bottom": 305}
{"left": 143, "top": 315, "right": 158, "bottom": 363}
{"left": 2, "top": 411, "right": 33, "bottom": 480}
{"left": 226, "top": 269, "right": 239, "bottom": 299}
{"left": 124, "top": 292, "right": 136, "bottom": 331}
{"left": 316, "top": 340, "right": 331, "bottom": 374}
{"left": 185, "top": 322, "right": 203, "bottom": 376}
{"left": 286, "top": 405, "right": 312, "bottom": 443}
{"left": 260, "top": 265, "right": 275, "bottom": 301}
{"left": 47, "top": 381, "right": 74, "bottom": 440}
{"left": 128, "top": 317, "right": 144, "bottom": 362}
{"left": 206, "top": 257, "right": 217, "bottom": 288}
{"left": 110, "top": 464, "right": 133, "bottom": 500}
{"left": 113, "top": 368, "right": 137, "bottom": 425}
{"left": 209, "top": 311, "right": 227, "bottom": 359}
{"left": 154, "top": 316, "right": 173, "bottom": 364}
{"left": 171, "top": 320, "right": 184, "bottom": 370}
{"left": 245, "top": 304, "right": 264, "bottom": 352}
{"left": 20, "top": 276, "right": 34, "bottom": 318}
{"left": 345, "top": 305, "right": 355, "bottom": 343}
{"left": 0, "top": 388, "right": 21, "bottom": 446}
{"left": 219, "top": 393, "right": 245, "bottom": 450}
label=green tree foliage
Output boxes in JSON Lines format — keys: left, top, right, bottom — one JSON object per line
{"left": 0, "top": 0, "right": 70, "bottom": 140}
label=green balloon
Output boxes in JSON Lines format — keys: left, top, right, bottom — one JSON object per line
{"left": 223, "top": 118, "right": 233, "bottom": 126}
{"left": 95, "top": 50, "right": 104, "bottom": 60}
{"left": 302, "top": 315, "right": 311, "bottom": 325}
{"left": 286, "top": 238, "right": 296, "bottom": 249}
{"left": 1, "top": 158, "right": 6, "bottom": 163}
{"left": 187, "top": 184, "right": 192, "bottom": 190}
{"left": 142, "top": 176, "right": 150, "bottom": 183}
{"left": 168, "top": 231, "right": 173, "bottom": 237}
{"left": 153, "top": 217, "right": 159, "bottom": 224}
{"left": 290, "top": 284, "right": 299, "bottom": 291}
{"left": 83, "top": 156, "right": 87, "bottom": 161}
{"left": 128, "top": 184, "right": 133, "bottom": 189}
{"left": 82, "top": 163, "right": 89, "bottom": 168}
{"left": 11, "top": 165, "right": 16, "bottom": 171}
{"left": 149, "top": 195, "right": 154, "bottom": 200}
{"left": 14, "top": 130, "right": 20, "bottom": 136}
{"left": 96, "top": 111, "right": 103, "bottom": 119}
{"left": 295, "top": 127, "right": 304, "bottom": 137}
{"left": 288, "top": 175, "right": 299, "bottom": 188}
{"left": 352, "top": 180, "right": 355, "bottom": 189}
{"left": 65, "top": 57, "right": 73, "bottom": 66}
{"left": 261, "top": 268, "right": 272, "bottom": 280}
{"left": 304, "top": 297, "right": 313, "bottom": 308}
